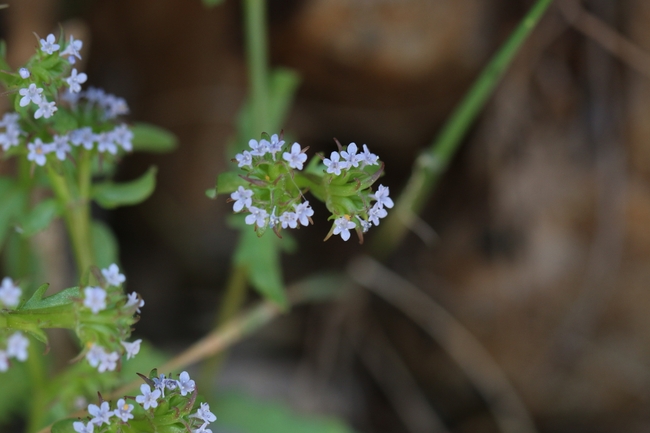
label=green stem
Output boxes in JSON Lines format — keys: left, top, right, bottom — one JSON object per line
{"left": 244, "top": 0, "right": 270, "bottom": 133}
{"left": 371, "top": 0, "right": 554, "bottom": 257}
{"left": 26, "top": 337, "right": 47, "bottom": 433}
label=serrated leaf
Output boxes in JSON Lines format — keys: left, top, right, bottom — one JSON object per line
{"left": 234, "top": 229, "right": 287, "bottom": 308}
{"left": 18, "top": 198, "right": 61, "bottom": 237}
{"left": 131, "top": 122, "right": 178, "bottom": 153}
{"left": 91, "top": 220, "right": 118, "bottom": 268}
{"left": 92, "top": 166, "right": 157, "bottom": 209}
{"left": 22, "top": 285, "right": 79, "bottom": 310}
{"left": 216, "top": 171, "right": 248, "bottom": 195}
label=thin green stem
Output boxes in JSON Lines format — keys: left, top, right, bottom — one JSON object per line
{"left": 244, "top": 0, "right": 270, "bottom": 133}
{"left": 371, "top": 0, "right": 554, "bottom": 257}
{"left": 26, "top": 338, "right": 47, "bottom": 433}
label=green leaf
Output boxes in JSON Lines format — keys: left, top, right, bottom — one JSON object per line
{"left": 202, "top": 0, "right": 225, "bottom": 6}
{"left": 234, "top": 228, "right": 287, "bottom": 308}
{"left": 92, "top": 166, "right": 157, "bottom": 209}
{"left": 215, "top": 392, "right": 359, "bottom": 433}
{"left": 22, "top": 285, "right": 79, "bottom": 310}
{"left": 267, "top": 68, "right": 301, "bottom": 134}
{"left": 18, "top": 198, "right": 61, "bottom": 237}
{"left": 216, "top": 171, "right": 247, "bottom": 195}
{"left": 131, "top": 122, "right": 178, "bottom": 153}
{"left": 91, "top": 220, "right": 119, "bottom": 269}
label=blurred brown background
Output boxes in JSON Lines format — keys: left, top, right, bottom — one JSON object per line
{"left": 4, "top": 0, "right": 650, "bottom": 432}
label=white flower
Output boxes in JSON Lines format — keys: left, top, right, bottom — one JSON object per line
{"left": 102, "top": 263, "right": 126, "bottom": 286}
{"left": 370, "top": 184, "right": 394, "bottom": 209}
{"left": 282, "top": 142, "right": 307, "bottom": 170}
{"left": 70, "top": 127, "right": 95, "bottom": 150}
{"left": 279, "top": 211, "right": 298, "bottom": 229}
{"left": 268, "top": 207, "right": 280, "bottom": 227}
{"left": 235, "top": 150, "right": 253, "bottom": 168}
{"left": 96, "top": 132, "right": 117, "bottom": 154}
{"left": 73, "top": 421, "right": 94, "bottom": 433}
{"left": 359, "top": 144, "right": 379, "bottom": 167}
{"left": 66, "top": 68, "right": 88, "bottom": 94}
{"left": 244, "top": 206, "right": 268, "bottom": 228}
{"left": 248, "top": 138, "right": 269, "bottom": 157}
{"left": 0, "top": 112, "right": 19, "bottom": 127}
{"left": 34, "top": 99, "right": 57, "bottom": 119}
{"left": 324, "top": 151, "right": 348, "bottom": 175}
{"left": 333, "top": 216, "right": 356, "bottom": 241}
{"left": 293, "top": 201, "right": 314, "bottom": 226}
{"left": 97, "top": 350, "right": 119, "bottom": 373}
{"left": 125, "top": 292, "right": 144, "bottom": 313}
{"left": 85, "top": 344, "right": 105, "bottom": 368}
{"left": 0, "top": 126, "right": 21, "bottom": 152}
{"left": 112, "top": 124, "right": 133, "bottom": 151}
{"left": 0, "top": 350, "right": 8, "bottom": 372}
{"left": 193, "top": 402, "right": 217, "bottom": 423}
{"left": 367, "top": 202, "right": 388, "bottom": 226}
{"left": 356, "top": 216, "right": 371, "bottom": 233}
{"left": 83, "top": 287, "right": 107, "bottom": 314}
{"left": 51, "top": 135, "right": 71, "bottom": 161}
{"left": 7, "top": 332, "right": 29, "bottom": 361}
{"left": 0, "top": 277, "right": 21, "bottom": 308}
{"left": 340, "top": 143, "right": 361, "bottom": 168}
{"left": 230, "top": 186, "right": 253, "bottom": 212}
{"left": 152, "top": 374, "right": 169, "bottom": 397}
{"left": 39, "top": 34, "right": 60, "bottom": 55}
{"left": 136, "top": 384, "right": 161, "bottom": 410}
{"left": 88, "top": 401, "right": 113, "bottom": 426}
{"left": 114, "top": 398, "right": 134, "bottom": 422}
{"left": 19, "top": 84, "right": 43, "bottom": 107}
{"left": 121, "top": 339, "right": 142, "bottom": 360}
{"left": 61, "top": 35, "right": 83, "bottom": 64}
{"left": 178, "top": 371, "right": 196, "bottom": 396}
{"left": 267, "top": 134, "right": 284, "bottom": 160}
{"left": 103, "top": 94, "right": 129, "bottom": 118}
{"left": 193, "top": 424, "right": 213, "bottom": 433}
{"left": 18, "top": 68, "right": 30, "bottom": 79}
{"left": 27, "top": 138, "right": 50, "bottom": 166}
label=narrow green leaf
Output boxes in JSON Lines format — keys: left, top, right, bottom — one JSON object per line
{"left": 92, "top": 166, "right": 157, "bottom": 209}
{"left": 18, "top": 198, "right": 61, "bottom": 237}
{"left": 234, "top": 229, "right": 287, "bottom": 308}
{"left": 131, "top": 122, "right": 178, "bottom": 153}
{"left": 216, "top": 171, "right": 247, "bottom": 195}
{"left": 91, "top": 220, "right": 119, "bottom": 268}
{"left": 267, "top": 68, "right": 301, "bottom": 134}
{"left": 22, "top": 285, "right": 79, "bottom": 310}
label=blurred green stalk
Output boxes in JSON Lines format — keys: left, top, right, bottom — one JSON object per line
{"left": 372, "top": 0, "right": 554, "bottom": 257}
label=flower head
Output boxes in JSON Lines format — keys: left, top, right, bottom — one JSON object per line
{"left": 88, "top": 401, "right": 113, "bottom": 426}
{"left": 294, "top": 201, "right": 314, "bottom": 226}
{"left": 249, "top": 138, "right": 269, "bottom": 157}
{"left": 136, "top": 383, "right": 161, "bottom": 410}
{"left": 178, "top": 371, "right": 196, "bottom": 396}
{"left": 18, "top": 68, "right": 30, "bottom": 79}
{"left": 267, "top": 134, "right": 285, "bottom": 160}
{"left": 19, "top": 84, "right": 43, "bottom": 107}
{"left": 359, "top": 144, "right": 379, "bottom": 167}
{"left": 324, "top": 151, "right": 348, "bottom": 176}
{"left": 245, "top": 206, "right": 268, "bottom": 228}
{"left": 121, "top": 339, "right": 142, "bottom": 360}
{"left": 97, "top": 350, "right": 119, "bottom": 373}
{"left": 51, "top": 135, "right": 71, "bottom": 161}
{"left": 332, "top": 216, "right": 356, "bottom": 241}
{"left": 85, "top": 344, "right": 106, "bottom": 368}
{"left": 102, "top": 263, "right": 126, "bottom": 287}
{"left": 83, "top": 287, "right": 107, "bottom": 314}
{"left": 340, "top": 143, "right": 361, "bottom": 168}
{"left": 0, "top": 277, "right": 21, "bottom": 308}
{"left": 96, "top": 132, "right": 117, "bottom": 154}
{"left": 34, "top": 99, "right": 57, "bottom": 119}
{"left": 61, "top": 35, "right": 83, "bottom": 63}
{"left": 279, "top": 211, "right": 298, "bottom": 229}
{"left": 27, "top": 138, "right": 50, "bottom": 166}
{"left": 66, "top": 68, "right": 88, "bottom": 93}
{"left": 40, "top": 34, "right": 60, "bottom": 55}
{"left": 73, "top": 421, "right": 94, "bottom": 433}
{"left": 367, "top": 202, "right": 387, "bottom": 226}
{"left": 7, "top": 332, "right": 29, "bottom": 361}
{"left": 114, "top": 398, "right": 134, "bottom": 422}
{"left": 193, "top": 402, "right": 217, "bottom": 423}
{"left": 230, "top": 186, "right": 254, "bottom": 212}
{"left": 370, "top": 184, "right": 394, "bottom": 209}
{"left": 283, "top": 142, "right": 307, "bottom": 170}
{"left": 112, "top": 124, "right": 133, "bottom": 151}
{"left": 235, "top": 150, "right": 253, "bottom": 168}
{"left": 125, "top": 292, "right": 144, "bottom": 313}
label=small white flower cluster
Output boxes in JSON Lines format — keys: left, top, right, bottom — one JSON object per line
{"left": 0, "top": 331, "right": 29, "bottom": 372}
{"left": 330, "top": 184, "right": 394, "bottom": 242}
{"left": 24, "top": 123, "right": 133, "bottom": 166}
{"left": 0, "top": 112, "right": 22, "bottom": 152}
{"left": 18, "top": 83, "right": 57, "bottom": 120}
{"left": 63, "top": 86, "right": 130, "bottom": 119}
{"left": 0, "top": 277, "right": 21, "bottom": 308}
{"left": 235, "top": 134, "right": 308, "bottom": 170}
{"left": 39, "top": 33, "right": 83, "bottom": 63}
{"left": 323, "top": 142, "right": 379, "bottom": 176}
{"left": 81, "top": 264, "right": 144, "bottom": 372}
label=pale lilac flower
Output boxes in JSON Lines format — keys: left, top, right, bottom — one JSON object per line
{"left": 27, "top": 138, "right": 50, "bottom": 166}
{"left": 367, "top": 202, "right": 388, "bottom": 226}
{"left": 39, "top": 34, "right": 60, "bottom": 55}
{"left": 268, "top": 207, "right": 280, "bottom": 227}
{"left": 279, "top": 211, "right": 298, "bottom": 229}
{"left": 267, "top": 134, "right": 284, "bottom": 160}
{"left": 293, "top": 201, "right": 314, "bottom": 226}
{"left": 85, "top": 87, "right": 107, "bottom": 104}
{"left": 61, "top": 35, "right": 83, "bottom": 64}
{"left": 83, "top": 287, "right": 107, "bottom": 314}
{"left": 88, "top": 401, "right": 113, "bottom": 426}
{"left": 178, "top": 371, "right": 196, "bottom": 396}
{"left": 73, "top": 421, "right": 94, "bottom": 433}
{"left": 18, "top": 68, "right": 30, "bottom": 79}
{"left": 152, "top": 374, "right": 168, "bottom": 397}
{"left": 66, "top": 68, "right": 88, "bottom": 93}
{"left": 0, "top": 127, "right": 21, "bottom": 151}
{"left": 0, "top": 350, "right": 8, "bottom": 372}
{"left": 359, "top": 144, "right": 379, "bottom": 167}
{"left": 244, "top": 206, "right": 268, "bottom": 228}
{"left": 136, "top": 384, "right": 161, "bottom": 410}
{"left": 125, "top": 292, "right": 144, "bottom": 313}
{"left": 340, "top": 143, "right": 361, "bottom": 168}
{"left": 230, "top": 186, "right": 253, "bottom": 212}
{"left": 324, "top": 151, "right": 347, "bottom": 175}
{"left": 0, "top": 277, "right": 21, "bottom": 307}
{"left": 51, "top": 135, "right": 71, "bottom": 161}
{"left": 34, "top": 99, "right": 57, "bottom": 119}
{"left": 61, "top": 89, "right": 82, "bottom": 106}
{"left": 112, "top": 124, "right": 133, "bottom": 151}
{"left": 248, "top": 138, "right": 268, "bottom": 157}
{"left": 102, "top": 263, "right": 126, "bottom": 286}
{"left": 193, "top": 402, "right": 217, "bottom": 423}
{"left": 19, "top": 84, "right": 43, "bottom": 107}
{"left": 97, "top": 350, "right": 119, "bottom": 373}
{"left": 193, "top": 424, "right": 212, "bottom": 433}
{"left": 0, "top": 112, "right": 20, "bottom": 128}
{"left": 282, "top": 142, "right": 307, "bottom": 170}
{"left": 85, "top": 344, "right": 105, "bottom": 368}
{"left": 370, "top": 184, "right": 394, "bottom": 209}
{"left": 121, "top": 339, "right": 142, "bottom": 360}
{"left": 7, "top": 332, "right": 29, "bottom": 361}
{"left": 70, "top": 127, "right": 95, "bottom": 150}
{"left": 103, "top": 94, "right": 129, "bottom": 118}
{"left": 96, "top": 132, "right": 117, "bottom": 154}
{"left": 333, "top": 216, "right": 356, "bottom": 241}
{"left": 356, "top": 216, "right": 371, "bottom": 233}
{"left": 114, "top": 399, "right": 134, "bottom": 422}
{"left": 235, "top": 150, "right": 253, "bottom": 168}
